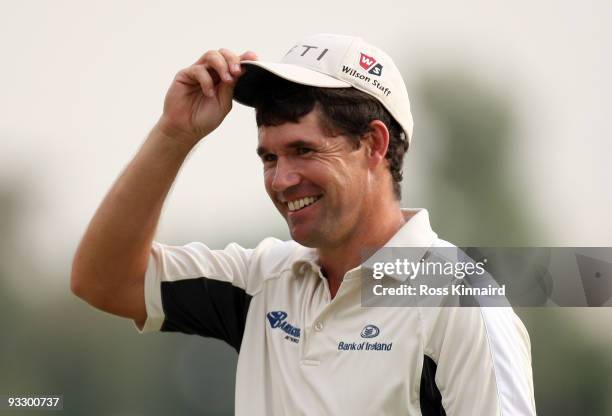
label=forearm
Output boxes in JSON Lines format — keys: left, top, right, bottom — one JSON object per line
{"left": 71, "top": 124, "right": 195, "bottom": 311}
{"left": 71, "top": 47, "right": 254, "bottom": 321}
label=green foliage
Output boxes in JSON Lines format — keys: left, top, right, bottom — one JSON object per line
{"left": 0, "top": 187, "right": 236, "bottom": 415}
{"left": 414, "top": 73, "right": 536, "bottom": 245}
{"left": 412, "top": 71, "right": 612, "bottom": 415}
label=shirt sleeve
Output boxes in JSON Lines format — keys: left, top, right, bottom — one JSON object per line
{"left": 135, "top": 240, "right": 257, "bottom": 351}
{"left": 420, "top": 307, "right": 536, "bottom": 415}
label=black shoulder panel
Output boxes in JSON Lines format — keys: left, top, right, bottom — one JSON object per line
{"left": 420, "top": 355, "right": 446, "bottom": 416}
{"left": 159, "top": 278, "right": 252, "bottom": 352}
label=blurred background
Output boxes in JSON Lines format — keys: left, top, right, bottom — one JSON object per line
{"left": 1, "top": 0, "right": 611, "bottom": 414}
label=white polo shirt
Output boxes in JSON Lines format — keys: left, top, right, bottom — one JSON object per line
{"left": 138, "top": 209, "right": 536, "bottom": 415}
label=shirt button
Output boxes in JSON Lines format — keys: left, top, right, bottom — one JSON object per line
{"left": 314, "top": 321, "right": 324, "bottom": 332}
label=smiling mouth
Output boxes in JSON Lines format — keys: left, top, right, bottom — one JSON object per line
{"left": 286, "top": 195, "right": 322, "bottom": 212}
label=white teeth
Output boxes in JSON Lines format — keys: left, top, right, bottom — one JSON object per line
{"left": 287, "top": 196, "right": 319, "bottom": 212}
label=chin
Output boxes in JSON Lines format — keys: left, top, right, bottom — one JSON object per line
{"left": 288, "top": 227, "right": 321, "bottom": 248}
{"left": 292, "top": 237, "right": 319, "bottom": 248}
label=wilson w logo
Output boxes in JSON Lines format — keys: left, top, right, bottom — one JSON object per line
{"left": 359, "top": 53, "right": 376, "bottom": 69}
{"left": 359, "top": 53, "right": 383, "bottom": 76}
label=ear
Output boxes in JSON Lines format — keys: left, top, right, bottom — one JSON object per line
{"left": 363, "top": 120, "right": 390, "bottom": 169}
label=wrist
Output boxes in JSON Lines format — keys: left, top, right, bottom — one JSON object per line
{"left": 153, "top": 117, "right": 204, "bottom": 151}
{"left": 150, "top": 120, "right": 200, "bottom": 156}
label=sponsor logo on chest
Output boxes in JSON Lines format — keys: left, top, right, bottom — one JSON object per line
{"left": 266, "top": 311, "right": 301, "bottom": 344}
{"left": 338, "top": 324, "right": 393, "bottom": 352}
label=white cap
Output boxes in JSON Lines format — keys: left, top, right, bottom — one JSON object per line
{"left": 233, "top": 33, "right": 414, "bottom": 143}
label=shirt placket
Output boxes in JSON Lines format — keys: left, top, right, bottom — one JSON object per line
{"left": 299, "top": 267, "right": 360, "bottom": 365}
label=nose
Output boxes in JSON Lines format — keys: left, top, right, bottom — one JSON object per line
{"left": 271, "top": 157, "right": 301, "bottom": 192}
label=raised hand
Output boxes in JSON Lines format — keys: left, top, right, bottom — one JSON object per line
{"left": 156, "top": 49, "right": 258, "bottom": 145}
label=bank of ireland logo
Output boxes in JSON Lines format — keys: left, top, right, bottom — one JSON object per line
{"left": 359, "top": 53, "right": 383, "bottom": 76}
{"left": 338, "top": 324, "right": 391, "bottom": 351}
{"left": 360, "top": 324, "right": 380, "bottom": 338}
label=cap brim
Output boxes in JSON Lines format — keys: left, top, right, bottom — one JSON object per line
{"left": 233, "top": 61, "right": 351, "bottom": 107}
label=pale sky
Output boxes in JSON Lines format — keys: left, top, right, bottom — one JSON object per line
{"left": 0, "top": 0, "right": 610, "bottom": 296}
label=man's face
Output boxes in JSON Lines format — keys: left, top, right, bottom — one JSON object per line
{"left": 257, "top": 110, "right": 370, "bottom": 249}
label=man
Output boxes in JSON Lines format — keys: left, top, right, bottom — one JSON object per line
{"left": 71, "top": 34, "right": 536, "bottom": 415}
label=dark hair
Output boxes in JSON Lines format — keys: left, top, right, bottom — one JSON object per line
{"left": 252, "top": 76, "right": 409, "bottom": 199}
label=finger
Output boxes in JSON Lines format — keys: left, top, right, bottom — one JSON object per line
{"left": 236, "top": 51, "right": 259, "bottom": 75}
{"left": 202, "top": 50, "right": 233, "bottom": 83}
{"left": 193, "top": 49, "right": 215, "bottom": 65}
{"left": 217, "top": 76, "right": 236, "bottom": 112}
{"left": 181, "top": 65, "right": 215, "bottom": 97}
{"left": 218, "top": 48, "right": 242, "bottom": 77}
{"left": 240, "top": 50, "right": 258, "bottom": 61}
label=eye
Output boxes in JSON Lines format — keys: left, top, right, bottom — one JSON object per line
{"left": 261, "top": 153, "right": 277, "bottom": 163}
{"left": 296, "top": 147, "right": 313, "bottom": 155}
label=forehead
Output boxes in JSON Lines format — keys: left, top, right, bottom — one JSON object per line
{"left": 257, "top": 111, "right": 328, "bottom": 147}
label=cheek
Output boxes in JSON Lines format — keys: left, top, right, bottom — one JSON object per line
{"left": 320, "top": 157, "right": 366, "bottom": 190}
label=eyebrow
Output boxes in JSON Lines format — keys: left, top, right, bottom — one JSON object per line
{"left": 256, "top": 140, "right": 314, "bottom": 157}
{"left": 256, "top": 145, "right": 268, "bottom": 157}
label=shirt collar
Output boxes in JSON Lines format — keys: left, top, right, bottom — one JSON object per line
{"left": 291, "top": 208, "right": 438, "bottom": 281}
{"left": 385, "top": 208, "right": 438, "bottom": 248}
{"left": 375, "top": 208, "right": 438, "bottom": 281}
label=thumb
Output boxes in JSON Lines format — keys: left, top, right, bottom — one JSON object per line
{"left": 217, "top": 78, "right": 237, "bottom": 112}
